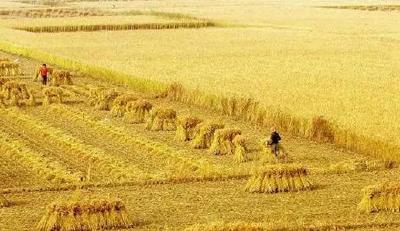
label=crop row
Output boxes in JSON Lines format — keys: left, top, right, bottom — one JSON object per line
{"left": 1, "top": 109, "right": 145, "bottom": 182}
{"left": 48, "top": 105, "right": 219, "bottom": 179}
{"left": 15, "top": 21, "right": 215, "bottom": 33}
{"left": 0, "top": 131, "right": 81, "bottom": 184}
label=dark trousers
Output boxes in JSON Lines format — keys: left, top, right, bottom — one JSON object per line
{"left": 42, "top": 76, "right": 47, "bottom": 85}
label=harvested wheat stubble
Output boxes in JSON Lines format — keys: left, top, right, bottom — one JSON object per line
{"left": 184, "top": 221, "right": 348, "bottom": 231}
{"left": 233, "top": 135, "right": 248, "bottom": 163}
{"left": 359, "top": 183, "right": 400, "bottom": 213}
{"left": 124, "top": 99, "right": 153, "bottom": 123}
{"left": 94, "top": 88, "right": 121, "bottom": 111}
{"left": 209, "top": 128, "right": 242, "bottom": 155}
{"left": 37, "top": 198, "right": 133, "bottom": 231}
{"left": 328, "top": 159, "right": 397, "bottom": 174}
{"left": 0, "top": 194, "right": 10, "bottom": 208}
{"left": 245, "top": 165, "right": 312, "bottom": 193}
{"left": 0, "top": 132, "right": 81, "bottom": 184}
{"left": 192, "top": 122, "right": 225, "bottom": 149}
{"left": 42, "top": 86, "right": 64, "bottom": 106}
{"left": 51, "top": 70, "right": 73, "bottom": 86}
{"left": 111, "top": 93, "right": 137, "bottom": 117}
{"left": 146, "top": 108, "right": 177, "bottom": 131}
{"left": 175, "top": 116, "right": 203, "bottom": 141}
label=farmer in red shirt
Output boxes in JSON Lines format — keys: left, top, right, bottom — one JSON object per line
{"left": 39, "top": 64, "right": 49, "bottom": 85}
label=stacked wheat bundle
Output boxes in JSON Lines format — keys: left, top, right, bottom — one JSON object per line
{"left": 359, "top": 183, "right": 400, "bottom": 213}
{"left": 124, "top": 99, "right": 153, "bottom": 123}
{"left": 192, "top": 122, "right": 225, "bottom": 149}
{"left": 51, "top": 70, "right": 73, "bottom": 86}
{"left": 110, "top": 93, "right": 137, "bottom": 117}
{"left": 37, "top": 198, "right": 132, "bottom": 231}
{"left": 146, "top": 108, "right": 177, "bottom": 131}
{"left": 175, "top": 116, "right": 203, "bottom": 141}
{"left": 209, "top": 128, "right": 242, "bottom": 155}
{"left": 233, "top": 135, "right": 249, "bottom": 163}
{"left": 42, "top": 87, "right": 64, "bottom": 106}
{"left": 245, "top": 165, "right": 313, "bottom": 193}
{"left": 0, "top": 194, "right": 11, "bottom": 208}
{"left": 2, "top": 81, "right": 35, "bottom": 107}
{"left": 93, "top": 89, "right": 121, "bottom": 111}
{"left": 0, "top": 59, "right": 21, "bottom": 76}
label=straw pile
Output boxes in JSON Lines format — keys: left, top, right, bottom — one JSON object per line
{"left": 51, "top": 70, "right": 73, "bottom": 86}
{"left": 94, "top": 89, "right": 121, "bottom": 111}
{"left": 175, "top": 116, "right": 203, "bottom": 141}
{"left": 0, "top": 93, "right": 5, "bottom": 108}
{"left": 245, "top": 165, "right": 312, "bottom": 193}
{"left": 359, "top": 183, "right": 400, "bottom": 213}
{"left": 124, "top": 99, "right": 153, "bottom": 123}
{"left": 145, "top": 108, "right": 177, "bottom": 131}
{"left": 0, "top": 77, "right": 10, "bottom": 87}
{"left": 37, "top": 198, "right": 132, "bottom": 231}
{"left": 0, "top": 194, "right": 11, "bottom": 208}
{"left": 88, "top": 86, "right": 106, "bottom": 106}
{"left": 42, "top": 87, "right": 64, "bottom": 106}
{"left": 192, "top": 122, "right": 225, "bottom": 149}
{"left": 233, "top": 135, "right": 248, "bottom": 163}
{"left": 0, "top": 60, "right": 20, "bottom": 76}
{"left": 110, "top": 94, "right": 137, "bottom": 117}
{"left": 209, "top": 128, "right": 242, "bottom": 155}
{"left": 1, "top": 81, "right": 33, "bottom": 107}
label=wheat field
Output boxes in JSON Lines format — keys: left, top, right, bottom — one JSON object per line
{"left": 0, "top": 0, "right": 400, "bottom": 230}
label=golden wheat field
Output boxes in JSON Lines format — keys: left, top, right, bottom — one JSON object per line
{"left": 0, "top": 0, "right": 400, "bottom": 230}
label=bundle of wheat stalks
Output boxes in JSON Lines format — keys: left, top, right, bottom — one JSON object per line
{"left": 0, "top": 59, "right": 21, "bottom": 76}
{"left": 42, "top": 87, "right": 64, "bottom": 106}
{"left": 37, "top": 198, "right": 132, "bottom": 231}
{"left": 1, "top": 80, "right": 35, "bottom": 107}
{"left": 245, "top": 165, "right": 312, "bottom": 193}
{"left": 359, "top": 183, "right": 400, "bottom": 213}
{"left": 0, "top": 194, "right": 11, "bottom": 208}
{"left": 124, "top": 99, "right": 153, "bottom": 123}
{"left": 209, "top": 128, "right": 242, "bottom": 155}
{"left": 111, "top": 93, "right": 137, "bottom": 117}
{"left": 93, "top": 88, "right": 121, "bottom": 111}
{"left": 192, "top": 122, "right": 225, "bottom": 149}
{"left": 175, "top": 116, "right": 203, "bottom": 141}
{"left": 51, "top": 70, "right": 73, "bottom": 86}
{"left": 146, "top": 108, "right": 177, "bottom": 131}
{"left": 233, "top": 135, "right": 249, "bottom": 163}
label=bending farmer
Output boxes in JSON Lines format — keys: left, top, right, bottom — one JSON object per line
{"left": 266, "top": 127, "right": 282, "bottom": 157}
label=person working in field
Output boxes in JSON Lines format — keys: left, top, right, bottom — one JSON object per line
{"left": 38, "top": 64, "right": 49, "bottom": 85}
{"left": 266, "top": 127, "right": 282, "bottom": 158}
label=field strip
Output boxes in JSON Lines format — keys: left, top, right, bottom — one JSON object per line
{"left": 48, "top": 104, "right": 216, "bottom": 175}
{"left": 29, "top": 105, "right": 183, "bottom": 176}
{"left": 13, "top": 21, "right": 215, "bottom": 33}
{"left": 0, "top": 131, "right": 81, "bottom": 184}
{"left": 0, "top": 109, "right": 148, "bottom": 182}
{"left": 1, "top": 173, "right": 249, "bottom": 195}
